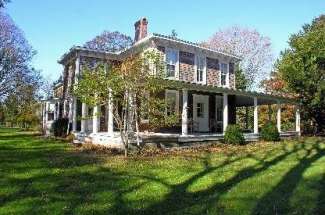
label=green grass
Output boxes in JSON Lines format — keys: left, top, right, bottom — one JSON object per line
{"left": 0, "top": 127, "right": 325, "bottom": 215}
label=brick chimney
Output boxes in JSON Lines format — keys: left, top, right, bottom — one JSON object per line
{"left": 134, "top": 17, "right": 148, "bottom": 42}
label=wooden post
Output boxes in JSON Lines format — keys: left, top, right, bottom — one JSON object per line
{"left": 253, "top": 97, "right": 258, "bottom": 134}
{"left": 108, "top": 89, "right": 114, "bottom": 136}
{"left": 181, "top": 89, "right": 188, "bottom": 136}
{"left": 296, "top": 106, "right": 301, "bottom": 136}
{"left": 223, "top": 93, "right": 228, "bottom": 133}
{"left": 277, "top": 101, "right": 281, "bottom": 133}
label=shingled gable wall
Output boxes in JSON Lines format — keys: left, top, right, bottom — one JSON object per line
{"left": 154, "top": 41, "right": 236, "bottom": 89}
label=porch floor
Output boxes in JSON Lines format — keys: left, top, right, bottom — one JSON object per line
{"left": 74, "top": 131, "right": 299, "bottom": 148}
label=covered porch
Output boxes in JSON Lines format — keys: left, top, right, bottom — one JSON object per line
{"left": 154, "top": 82, "right": 299, "bottom": 142}
{"left": 176, "top": 84, "right": 301, "bottom": 137}
{"left": 72, "top": 81, "right": 300, "bottom": 147}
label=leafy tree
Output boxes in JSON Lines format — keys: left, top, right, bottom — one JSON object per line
{"left": 74, "top": 51, "right": 177, "bottom": 156}
{"left": 0, "top": 9, "right": 42, "bottom": 129}
{"left": 0, "top": 0, "right": 10, "bottom": 8}
{"left": 276, "top": 14, "right": 325, "bottom": 133}
{"left": 235, "top": 67, "right": 249, "bottom": 90}
{"left": 2, "top": 67, "right": 42, "bottom": 128}
{"left": 0, "top": 11, "right": 35, "bottom": 100}
{"left": 261, "top": 71, "right": 291, "bottom": 96}
{"left": 259, "top": 71, "right": 296, "bottom": 131}
{"left": 84, "top": 31, "right": 133, "bottom": 52}
{"left": 205, "top": 26, "right": 273, "bottom": 89}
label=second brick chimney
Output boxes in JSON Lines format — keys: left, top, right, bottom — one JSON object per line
{"left": 134, "top": 17, "right": 148, "bottom": 42}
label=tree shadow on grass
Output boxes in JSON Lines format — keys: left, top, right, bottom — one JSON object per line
{"left": 1, "top": 129, "right": 324, "bottom": 214}
{"left": 314, "top": 173, "right": 325, "bottom": 214}
{"left": 131, "top": 143, "right": 308, "bottom": 215}
{"left": 252, "top": 140, "right": 325, "bottom": 214}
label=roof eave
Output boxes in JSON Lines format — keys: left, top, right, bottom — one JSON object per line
{"left": 152, "top": 33, "right": 242, "bottom": 61}
{"left": 58, "top": 46, "right": 120, "bottom": 65}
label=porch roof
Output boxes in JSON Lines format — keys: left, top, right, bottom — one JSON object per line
{"left": 164, "top": 80, "right": 297, "bottom": 106}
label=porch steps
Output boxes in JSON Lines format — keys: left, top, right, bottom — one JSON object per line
{"left": 73, "top": 132, "right": 88, "bottom": 144}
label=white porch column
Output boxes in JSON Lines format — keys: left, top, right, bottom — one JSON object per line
{"left": 43, "top": 102, "right": 48, "bottom": 129}
{"left": 295, "top": 106, "right": 301, "bottom": 136}
{"left": 72, "top": 98, "right": 77, "bottom": 132}
{"left": 277, "top": 101, "right": 281, "bottom": 133}
{"left": 72, "top": 55, "right": 80, "bottom": 132}
{"left": 181, "top": 89, "right": 188, "bottom": 136}
{"left": 223, "top": 93, "right": 228, "bottom": 133}
{"left": 92, "top": 105, "right": 99, "bottom": 133}
{"left": 81, "top": 103, "right": 87, "bottom": 133}
{"left": 253, "top": 97, "right": 259, "bottom": 134}
{"left": 107, "top": 89, "right": 114, "bottom": 136}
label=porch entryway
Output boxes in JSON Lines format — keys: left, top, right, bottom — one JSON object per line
{"left": 193, "top": 94, "right": 209, "bottom": 132}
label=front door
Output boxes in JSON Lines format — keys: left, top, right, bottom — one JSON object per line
{"left": 193, "top": 94, "right": 209, "bottom": 132}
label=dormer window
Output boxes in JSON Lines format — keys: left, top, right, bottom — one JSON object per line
{"left": 196, "top": 55, "right": 206, "bottom": 84}
{"left": 166, "top": 48, "right": 178, "bottom": 78}
{"left": 220, "top": 63, "right": 229, "bottom": 87}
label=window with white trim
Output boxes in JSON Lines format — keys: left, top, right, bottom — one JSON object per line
{"left": 196, "top": 55, "right": 206, "bottom": 83}
{"left": 196, "top": 103, "right": 204, "bottom": 118}
{"left": 166, "top": 49, "right": 178, "bottom": 78}
{"left": 220, "top": 63, "right": 228, "bottom": 86}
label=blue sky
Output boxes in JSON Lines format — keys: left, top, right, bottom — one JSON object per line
{"left": 4, "top": 0, "right": 325, "bottom": 81}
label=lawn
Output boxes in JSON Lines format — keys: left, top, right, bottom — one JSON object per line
{"left": 0, "top": 128, "right": 324, "bottom": 215}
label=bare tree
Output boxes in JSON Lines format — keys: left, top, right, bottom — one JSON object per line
{"left": 204, "top": 26, "right": 274, "bottom": 89}
{"left": 84, "top": 31, "right": 133, "bottom": 52}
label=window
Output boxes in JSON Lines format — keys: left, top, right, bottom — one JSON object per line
{"left": 166, "top": 49, "right": 178, "bottom": 78}
{"left": 197, "top": 103, "right": 204, "bottom": 118}
{"left": 165, "top": 90, "right": 179, "bottom": 115}
{"left": 196, "top": 56, "right": 206, "bottom": 83}
{"left": 221, "top": 63, "right": 228, "bottom": 86}
{"left": 47, "top": 112, "right": 54, "bottom": 121}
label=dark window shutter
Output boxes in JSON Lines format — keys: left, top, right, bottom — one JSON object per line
{"left": 207, "top": 57, "right": 219, "bottom": 70}
{"left": 157, "top": 46, "right": 165, "bottom": 53}
{"left": 229, "top": 63, "right": 235, "bottom": 74}
{"left": 179, "top": 51, "right": 195, "bottom": 65}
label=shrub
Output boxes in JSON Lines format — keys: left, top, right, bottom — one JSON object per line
{"left": 260, "top": 122, "right": 280, "bottom": 141}
{"left": 224, "top": 125, "right": 245, "bottom": 145}
{"left": 66, "top": 133, "right": 75, "bottom": 142}
{"left": 51, "top": 118, "right": 69, "bottom": 137}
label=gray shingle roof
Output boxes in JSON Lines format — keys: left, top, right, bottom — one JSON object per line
{"left": 58, "top": 33, "right": 242, "bottom": 64}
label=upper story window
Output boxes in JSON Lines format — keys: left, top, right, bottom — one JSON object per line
{"left": 220, "top": 63, "right": 229, "bottom": 87}
{"left": 166, "top": 48, "right": 178, "bottom": 78}
{"left": 196, "top": 55, "right": 206, "bottom": 83}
